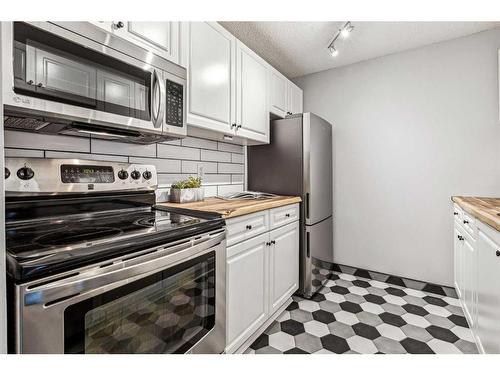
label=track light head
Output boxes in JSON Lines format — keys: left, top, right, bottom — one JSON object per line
{"left": 329, "top": 46, "right": 338, "bottom": 57}
{"left": 341, "top": 22, "right": 354, "bottom": 38}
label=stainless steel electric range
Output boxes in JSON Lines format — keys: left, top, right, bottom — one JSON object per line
{"left": 4, "top": 158, "right": 226, "bottom": 354}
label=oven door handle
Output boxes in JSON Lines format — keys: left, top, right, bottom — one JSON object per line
{"left": 24, "top": 230, "right": 226, "bottom": 307}
{"left": 151, "top": 69, "right": 166, "bottom": 129}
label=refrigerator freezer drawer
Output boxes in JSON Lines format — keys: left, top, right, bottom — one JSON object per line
{"left": 306, "top": 216, "right": 333, "bottom": 264}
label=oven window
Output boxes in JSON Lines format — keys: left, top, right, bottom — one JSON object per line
{"left": 13, "top": 22, "right": 151, "bottom": 121}
{"left": 64, "top": 251, "right": 216, "bottom": 354}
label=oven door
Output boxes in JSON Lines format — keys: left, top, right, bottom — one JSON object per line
{"left": 1, "top": 22, "right": 180, "bottom": 137}
{"left": 15, "top": 229, "right": 226, "bottom": 354}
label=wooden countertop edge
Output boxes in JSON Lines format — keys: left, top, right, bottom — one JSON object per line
{"left": 451, "top": 196, "right": 500, "bottom": 232}
{"left": 158, "top": 196, "right": 302, "bottom": 219}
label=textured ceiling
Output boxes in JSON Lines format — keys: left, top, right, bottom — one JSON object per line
{"left": 219, "top": 22, "right": 500, "bottom": 78}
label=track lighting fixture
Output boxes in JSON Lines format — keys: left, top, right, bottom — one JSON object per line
{"left": 327, "top": 21, "right": 354, "bottom": 58}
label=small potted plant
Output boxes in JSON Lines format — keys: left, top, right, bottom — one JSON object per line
{"left": 170, "top": 176, "right": 204, "bottom": 203}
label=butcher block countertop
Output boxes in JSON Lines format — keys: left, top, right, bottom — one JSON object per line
{"left": 158, "top": 196, "right": 301, "bottom": 219}
{"left": 452, "top": 196, "right": 500, "bottom": 231}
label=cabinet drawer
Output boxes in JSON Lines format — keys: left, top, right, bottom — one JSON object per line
{"left": 462, "top": 212, "right": 476, "bottom": 237}
{"left": 453, "top": 204, "right": 464, "bottom": 225}
{"left": 269, "top": 203, "right": 300, "bottom": 230}
{"left": 226, "top": 210, "right": 269, "bottom": 247}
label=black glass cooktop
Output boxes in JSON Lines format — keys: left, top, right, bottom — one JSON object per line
{"left": 5, "top": 207, "right": 223, "bottom": 281}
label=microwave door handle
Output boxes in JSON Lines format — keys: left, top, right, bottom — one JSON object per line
{"left": 151, "top": 69, "right": 165, "bottom": 129}
{"left": 24, "top": 230, "right": 225, "bottom": 307}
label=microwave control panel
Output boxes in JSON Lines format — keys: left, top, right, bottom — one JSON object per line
{"left": 165, "top": 79, "right": 184, "bottom": 127}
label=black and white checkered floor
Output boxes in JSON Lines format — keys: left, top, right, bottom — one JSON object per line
{"left": 245, "top": 272, "right": 478, "bottom": 354}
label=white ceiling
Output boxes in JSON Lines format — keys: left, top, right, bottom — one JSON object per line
{"left": 219, "top": 22, "right": 500, "bottom": 78}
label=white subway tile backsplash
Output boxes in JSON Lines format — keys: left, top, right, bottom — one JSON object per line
{"left": 201, "top": 149, "right": 231, "bottom": 162}
{"left": 217, "top": 142, "right": 244, "bottom": 154}
{"left": 181, "top": 137, "right": 217, "bottom": 150}
{"left": 204, "top": 186, "right": 218, "bottom": 197}
{"left": 218, "top": 163, "right": 244, "bottom": 174}
{"left": 158, "top": 144, "right": 200, "bottom": 160}
{"left": 160, "top": 139, "right": 182, "bottom": 146}
{"left": 157, "top": 174, "right": 190, "bottom": 187}
{"left": 181, "top": 160, "right": 217, "bottom": 174}
{"left": 202, "top": 174, "right": 231, "bottom": 185}
{"left": 5, "top": 131, "right": 90, "bottom": 153}
{"left": 92, "top": 139, "right": 156, "bottom": 157}
{"left": 231, "top": 174, "right": 244, "bottom": 184}
{"left": 129, "top": 157, "right": 181, "bottom": 173}
{"left": 231, "top": 153, "right": 245, "bottom": 164}
{"left": 45, "top": 151, "right": 128, "bottom": 162}
{"left": 217, "top": 184, "right": 244, "bottom": 196}
{"left": 6, "top": 130, "right": 246, "bottom": 202}
{"left": 4, "top": 148, "right": 44, "bottom": 158}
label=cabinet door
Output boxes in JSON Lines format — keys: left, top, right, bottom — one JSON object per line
{"left": 235, "top": 41, "right": 269, "bottom": 143}
{"left": 463, "top": 236, "right": 477, "bottom": 328}
{"left": 453, "top": 226, "right": 464, "bottom": 299}
{"left": 226, "top": 233, "right": 269, "bottom": 353}
{"left": 269, "top": 69, "right": 288, "bottom": 118}
{"left": 183, "top": 22, "right": 236, "bottom": 134}
{"left": 123, "top": 22, "right": 179, "bottom": 64}
{"left": 476, "top": 223, "right": 500, "bottom": 354}
{"left": 288, "top": 82, "right": 303, "bottom": 114}
{"left": 30, "top": 46, "right": 97, "bottom": 101}
{"left": 269, "top": 221, "right": 299, "bottom": 312}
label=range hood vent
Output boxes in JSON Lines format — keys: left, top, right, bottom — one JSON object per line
{"left": 3, "top": 113, "right": 177, "bottom": 144}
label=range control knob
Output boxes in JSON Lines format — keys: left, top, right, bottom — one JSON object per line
{"left": 17, "top": 166, "right": 34, "bottom": 180}
{"left": 142, "top": 170, "right": 152, "bottom": 180}
{"left": 5, "top": 168, "right": 10, "bottom": 179}
{"left": 131, "top": 170, "right": 141, "bottom": 180}
{"left": 118, "top": 169, "right": 129, "bottom": 180}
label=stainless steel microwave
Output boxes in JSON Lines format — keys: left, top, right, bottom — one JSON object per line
{"left": 1, "top": 22, "right": 187, "bottom": 144}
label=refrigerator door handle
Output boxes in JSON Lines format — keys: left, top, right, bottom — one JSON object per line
{"left": 306, "top": 231, "right": 311, "bottom": 258}
{"left": 305, "top": 193, "right": 310, "bottom": 219}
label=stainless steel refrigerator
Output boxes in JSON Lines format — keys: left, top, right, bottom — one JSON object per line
{"left": 247, "top": 113, "right": 333, "bottom": 298}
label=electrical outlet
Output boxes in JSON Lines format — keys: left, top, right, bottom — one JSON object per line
{"left": 197, "top": 164, "right": 204, "bottom": 179}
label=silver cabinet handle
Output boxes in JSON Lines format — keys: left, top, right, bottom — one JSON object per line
{"left": 151, "top": 69, "right": 165, "bottom": 129}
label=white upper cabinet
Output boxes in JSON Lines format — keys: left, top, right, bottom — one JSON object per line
{"left": 235, "top": 41, "right": 269, "bottom": 143}
{"left": 181, "top": 22, "right": 236, "bottom": 135}
{"left": 91, "top": 21, "right": 180, "bottom": 64}
{"left": 269, "top": 67, "right": 303, "bottom": 118}
{"left": 269, "top": 69, "right": 288, "bottom": 118}
{"left": 288, "top": 81, "right": 303, "bottom": 115}
{"left": 179, "top": 22, "right": 303, "bottom": 143}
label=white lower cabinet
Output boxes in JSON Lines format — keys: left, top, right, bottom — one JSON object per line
{"left": 225, "top": 205, "right": 300, "bottom": 353}
{"left": 476, "top": 220, "right": 500, "bottom": 354}
{"left": 453, "top": 203, "right": 500, "bottom": 353}
{"left": 269, "top": 222, "right": 300, "bottom": 311}
{"left": 226, "top": 233, "right": 269, "bottom": 353}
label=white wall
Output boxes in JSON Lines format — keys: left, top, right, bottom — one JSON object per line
{"left": 295, "top": 29, "right": 500, "bottom": 286}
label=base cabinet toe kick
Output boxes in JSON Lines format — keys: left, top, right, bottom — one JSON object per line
{"left": 453, "top": 203, "right": 500, "bottom": 354}
{"left": 224, "top": 203, "right": 300, "bottom": 353}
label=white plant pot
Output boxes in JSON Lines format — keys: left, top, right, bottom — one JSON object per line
{"left": 170, "top": 187, "right": 204, "bottom": 203}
